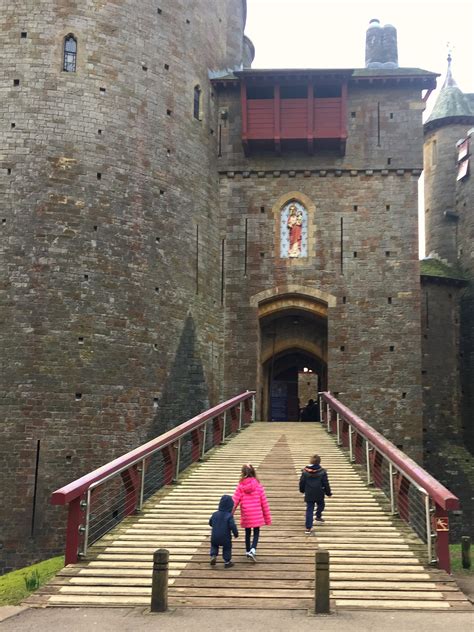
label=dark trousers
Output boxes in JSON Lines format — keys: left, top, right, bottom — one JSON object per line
{"left": 305, "top": 499, "right": 325, "bottom": 529}
{"left": 245, "top": 527, "right": 260, "bottom": 551}
{"left": 210, "top": 540, "right": 232, "bottom": 563}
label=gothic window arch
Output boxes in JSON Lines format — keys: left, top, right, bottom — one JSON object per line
{"left": 280, "top": 200, "right": 308, "bottom": 258}
{"left": 63, "top": 34, "right": 77, "bottom": 73}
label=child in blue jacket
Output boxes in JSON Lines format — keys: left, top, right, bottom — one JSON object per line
{"left": 209, "top": 494, "right": 239, "bottom": 567}
{"left": 299, "top": 454, "right": 332, "bottom": 534}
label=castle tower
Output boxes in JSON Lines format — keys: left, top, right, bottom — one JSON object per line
{"left": 0, "top": 0, "right": 247, "bottom": 572}
{"left": 422, "top": 55, "right": 474, "bottom": 537}
{"left": 424, "top": 55, "right": 474, "bottom": 262}
{"left": 214, "top": 20, "right": 436, "bottom": 472}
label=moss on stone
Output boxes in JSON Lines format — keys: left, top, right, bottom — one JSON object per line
{"left": 420, "top": 258, "right": 468, "bottom": 281}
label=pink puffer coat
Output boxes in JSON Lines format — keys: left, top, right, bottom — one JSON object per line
{"left": 232, "top": 477, "right": 272, "bottom": 528}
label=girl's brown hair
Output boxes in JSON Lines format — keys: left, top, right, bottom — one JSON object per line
{"left": 240, "top": 463, "right": 258, "bottom": 481}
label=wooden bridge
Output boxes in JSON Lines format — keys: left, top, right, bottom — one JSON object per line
{"left": 31, "top": 411, "right": 471, "bottom": 611}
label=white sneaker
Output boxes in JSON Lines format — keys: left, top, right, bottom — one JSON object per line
{"left": 247, "top": 548, "right": 257, "bottom": 562}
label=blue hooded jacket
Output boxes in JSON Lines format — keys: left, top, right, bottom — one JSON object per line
{"left": 209, "top": 494, "right": 239, "bottom": 545}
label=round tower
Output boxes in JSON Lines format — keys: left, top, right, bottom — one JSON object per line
{"left": 0, "top": 0, "right": 246, "bottom": 571}
{"left": 424, "top": 56, "right": 474, "bottom": 262}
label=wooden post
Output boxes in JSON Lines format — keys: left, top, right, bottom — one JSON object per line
{"left": 151, "top": 549, "right": 169, "bottom": 612}
{"left": 462, "top": 536, "right": 471, "bottom": 569}
{"left": 314, "top": 550, "right": 330, "bottom": 614}
{"left": 434, "top": 504, "right": 451, "bottom": 574}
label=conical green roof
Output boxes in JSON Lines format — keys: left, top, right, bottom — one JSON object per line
{"left": 425, "top": 56, "right": 474, "bottom": 131}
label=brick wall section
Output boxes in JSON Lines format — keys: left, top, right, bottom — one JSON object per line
{"left": 0, "top": 0, "right": 245, "bottom": 572}
{"left": 421, "top": 281, "right": 463, "bottom": 442}
{"left": 456, "top": 159, "right": 474, "bottom": 452}
{"left": 421, "top": 279, "right": 473, "bottom": 539}
{"left": 217, "top": 83, "right": 424, "bottom": 460}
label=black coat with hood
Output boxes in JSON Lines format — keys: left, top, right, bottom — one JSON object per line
{"left": 299, "top": 464, "right": 332, "bottom": 502}
{"left": 209, "top": 494, "right": 239, "bottom": 545}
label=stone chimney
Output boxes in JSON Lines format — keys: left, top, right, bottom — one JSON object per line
{"left": 365, "top": 19, "right": 398, "bottom": 68}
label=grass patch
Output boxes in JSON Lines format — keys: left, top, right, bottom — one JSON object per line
{"left": 0, "top": 556, "right": 64, "bottom": 606}
{"left": 450, "top": 544, "right": 473, "bottom": 574}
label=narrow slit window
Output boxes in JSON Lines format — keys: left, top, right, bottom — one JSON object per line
{"left": 63, "top": 34, "right": 77, "bottom": 73}
{"left": 193, "top": 85, "right": 201, "bottom": 120}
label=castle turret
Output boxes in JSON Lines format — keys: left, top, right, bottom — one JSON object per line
{"left": 424, "top": 55, "right": 474, "bottom": 262}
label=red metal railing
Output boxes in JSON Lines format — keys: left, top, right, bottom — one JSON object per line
{"left": 51, "top": 392, "right": 256, "bottom": 565}
{"left": 320, "top": 392, "right": 459, "bottom": 573}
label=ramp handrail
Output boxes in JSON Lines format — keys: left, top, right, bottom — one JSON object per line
{"left": 52, "top": 391, "right": 256, "bottom": 565}
{"left": 320, "top": 391, "right": 459, "bottom": 574}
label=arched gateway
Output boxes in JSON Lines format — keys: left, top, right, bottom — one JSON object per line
{"left": 251, "top": 286, "right": 336, "bottom": 421}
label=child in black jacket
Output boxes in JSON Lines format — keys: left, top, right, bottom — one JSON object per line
{"left": 299, "top": 454, "right": 332, "bottom": 534}
{"left": 209, "top": 494, "right": 239, "bottom": 567}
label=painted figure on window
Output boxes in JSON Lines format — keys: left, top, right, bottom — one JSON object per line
{"left": 287, "top": 203, "right": 303, "bottom": 257}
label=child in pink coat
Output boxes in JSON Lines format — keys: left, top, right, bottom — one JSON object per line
{"left": 232, "top": 464, "right": 272, "bottom": 562}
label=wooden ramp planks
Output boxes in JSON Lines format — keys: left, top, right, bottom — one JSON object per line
{"left": 31, "top": 423, "right": 472, "bottom": 611}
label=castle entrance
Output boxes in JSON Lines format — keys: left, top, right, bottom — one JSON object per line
{"left": 257, "top": 296, "right": 328, "bottom": 421}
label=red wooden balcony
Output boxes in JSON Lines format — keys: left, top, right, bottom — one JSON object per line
{"left": 241, "top": 76, "right": 349, "bottom": 155}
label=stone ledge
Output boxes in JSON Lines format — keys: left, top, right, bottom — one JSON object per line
{"left": 219, "top": 168, "right": 420, "bottom": 178}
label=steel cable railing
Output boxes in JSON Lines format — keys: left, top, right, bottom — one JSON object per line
{"left": 320, "top": 391, "right": 459, "bottom": 574}
{"left": 51, "top": 392, "right": 255, "bottom": 564}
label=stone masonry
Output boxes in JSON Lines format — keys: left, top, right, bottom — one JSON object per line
{"left": 215, "top": 80, "right": 426, "bottom": 459}
{"left": 0, "top": 0, "right": 246, "bottom": 573}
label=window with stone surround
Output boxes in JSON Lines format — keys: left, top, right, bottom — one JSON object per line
{"left": 63, "top": 34, "right": 77, "bottom": 73}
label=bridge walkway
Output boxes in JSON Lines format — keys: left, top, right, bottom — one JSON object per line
{"left": 31, "top": 422, "right": 471, "bottom": 610}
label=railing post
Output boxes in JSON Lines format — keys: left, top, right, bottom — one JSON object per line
{"left": 251, "top": 394, "right": 256, "bottom": 422}
{"left": 81, "top": 488, "right": 92, "bottom": 558}
{"left": 389, "top": 462, "right": 396, "bottom": 515}
{"left": 314, "top": 549, "right": 330, "bottom": 614}
{"left": 366, "top": 440, "right": 372, "bottom": 485}
{"left": 151, "top": 548, "right": 169, "bottom": 612}
{"left": 200, "top": 422, "right": 207, "bottom": 460}
{"left": 64, "top": 496, "right": 84, "bottom": 565}
{"left": 424, "top": 493, "right": 434, "bottom": 565}
{"left": 239, "top": 401, "right": 243, "bottom": 431}
{"left": 221, "top": 410, "right": 227, "bottom": 443}
{"left": 348, "top": 426, "right": 354, "bottom": 462}
{"left": 326, "top": 404, "right": 331, "bottom": 433}
{"left": 336, "top": 413, "right": 341, "bottom": 446}
{"left": 173, "top": 438, "right": 181, "bottom": 483}
{"left": 138, "top": 458, "right": 146, "bottom": 512}
{"left": 434, "top": 503, "right": 451, "bottom": 574}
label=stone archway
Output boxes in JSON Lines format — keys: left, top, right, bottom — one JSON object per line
{"left": 251, "top": 286, "right": 335, "bottom": 421}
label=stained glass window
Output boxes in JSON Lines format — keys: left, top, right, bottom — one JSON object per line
{"left": 63, "top": 35, "right": 77, "bottom": 73}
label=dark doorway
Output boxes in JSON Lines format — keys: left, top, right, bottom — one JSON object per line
{"left": 267, "top": 350, "right": 325, "bottom": 421}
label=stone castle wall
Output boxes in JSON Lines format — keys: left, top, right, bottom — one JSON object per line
{"left": 217, "top": 84, "right": 425, "bottom": 459}
{"left": 422, "top": 121, "right": 474, "bottom": 538}
{"left": 421, "top": 279, "right": 473, "bottom": 539}
{"left": 423, "top": 124, "right": 468, "bottom": 261}
{"left": 0, "top": 0, "right": 245, "bottom": 572}
{"left": 456, "top": 152, "right": 474, "bottom": 452}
